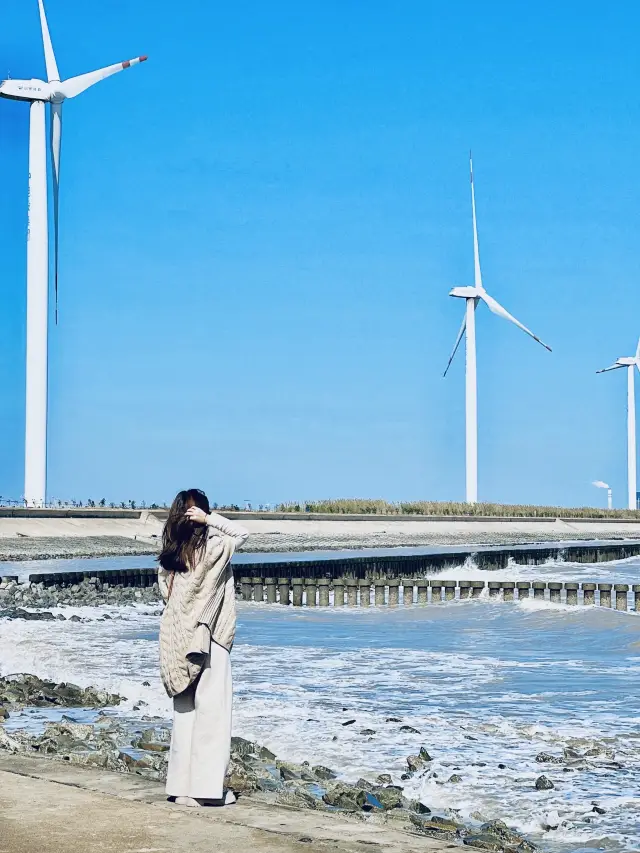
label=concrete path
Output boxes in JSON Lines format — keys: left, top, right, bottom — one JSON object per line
{"left": 0, "top": 755, "right": 447, "bottom": 853}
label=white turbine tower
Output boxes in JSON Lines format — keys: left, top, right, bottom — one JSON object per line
{"left": 444, "top": 155, "right": 552, "bottom": 504}
{"left": 0, "top": 1, "right": 147, "bottom": 507}
{"left": 596, "top": 338, "right": 640, "bottom": 511}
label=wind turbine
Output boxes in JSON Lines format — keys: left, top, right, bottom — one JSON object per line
{"left": 444, "top": 156, "right": 552, "bottom": 504}
{"left": 596, "top": 338, "right": 640, "bottom": 510}
{"left": 0, "top": 1, "right": 147, "bottom": 507}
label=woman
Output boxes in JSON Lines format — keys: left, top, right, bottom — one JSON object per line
{"left": 158, "top": 488, "right": 249, "bottom": 807}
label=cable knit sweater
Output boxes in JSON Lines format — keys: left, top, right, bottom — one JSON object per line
{"left": 158, "top": 513, "right": 249, "bottom": 698}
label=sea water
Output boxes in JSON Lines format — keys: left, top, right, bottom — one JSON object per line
{"left": 1, "top": 555, "right": 640, "bottom": 851}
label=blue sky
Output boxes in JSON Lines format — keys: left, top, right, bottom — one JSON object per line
{"left": 0, "top": 0, "right": 639, "bottom": 508}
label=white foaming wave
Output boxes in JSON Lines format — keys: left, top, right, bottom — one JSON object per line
{"left": 0, "top": 609, "right": 171, "bottom": 719}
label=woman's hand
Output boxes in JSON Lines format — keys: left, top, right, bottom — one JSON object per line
{"left": 185, "top": 506, "right": 208, "bottom": 525}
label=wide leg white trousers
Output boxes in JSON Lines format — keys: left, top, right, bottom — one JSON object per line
{"left": 165, "top": 642, "right": 232, "bottom": 799}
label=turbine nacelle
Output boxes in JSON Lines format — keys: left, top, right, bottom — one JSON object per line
{"left": 0, "top": 78, "right": 50, "bottom": 101}
{"left": 449, "top": 286, "right": 481, "bottom": 299}
{"left": 596, "top": 339, "right": 640, "bottom": 374}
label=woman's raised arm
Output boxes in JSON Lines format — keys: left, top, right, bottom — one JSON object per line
{"left": 205, "top": 512, "right": 249, "bottom": 548}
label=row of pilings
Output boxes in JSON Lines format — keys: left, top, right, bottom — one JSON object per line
{"left": 238, "top": 578, "right": 640, "bottom": 609}
{"left": 8, "top": 571, "right": 639, "bottom": 610}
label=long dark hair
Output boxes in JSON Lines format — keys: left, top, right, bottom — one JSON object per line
{"left": 158, "top": 489, "right": 211, "bottom": 573}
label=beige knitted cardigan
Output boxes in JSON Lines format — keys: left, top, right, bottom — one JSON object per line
{"left": 158, "top": 513, "right": 249, "bottom": 698}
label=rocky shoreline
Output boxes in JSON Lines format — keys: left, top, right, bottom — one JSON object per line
{"left": 0, "top": 673, "right": 537, "bottom": 852}
{"left": 0, "top": 576, "right": 161, "bottom": 615}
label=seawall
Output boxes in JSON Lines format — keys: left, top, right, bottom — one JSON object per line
{"left": 4, "top": 508, "right": 640, "bottom": 548}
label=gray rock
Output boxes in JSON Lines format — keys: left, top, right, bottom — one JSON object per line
{"left": 322, "top": 782, "right": 380, "bottom": 812}
{"left": 463, "top": 834, "right": 505, "bottom": 850}
{"left": 313, "top": 765, "right": 337, "bottom": 780}
{"left": 535, "top": 752, "right": 563, "bottom": 764}
{"left": 0, "top": 608, "right": 56, "bottom": 621}
{"left": 409, "top": 814, "right": 462, "bottom": 840}
{"left": 132, "top": 727, "right": 171, "bottom": 753}
{"left": 535, "top": 775, "right": 554, "bottom": 791}
{"left": 276, "top": 788, "right": 319, "bottom": 810}
{"left": 231, "top": 736, "right": 256, "bottom": 757}
{"left": 0, "top": 674, "right": 122, "bottom": 710}
{"left": 225, "top": 761, "right": 258, "bottom": 794}
{"left": 276, "top": 760, "right": 303, "bottom": 781}
{"left": 257, "top": 745, "right": 276, "bottom": 761}
{"left": 479, "top": 820, "right": 537, "bottom": 852}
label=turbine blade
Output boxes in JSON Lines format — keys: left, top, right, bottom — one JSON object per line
{"left": 597, "top": 364, "right": 625, "bottom": 374}
{"left": 480, "top": 291, "right": 552, "bottom": 351}
{"left": 38, "top": 0, "right": 59, "bottom": 83}
{"left": 470, "top": 153, "right": 482, "bottom": 289}
{"left": 443, "top": 312, "right": 467, "bottom": 377}
{"left": 50, "top": 101, "right": 62, "bottom": 324}
{"left": 636, "top": 336, "right": 640, "bottom": 361}
{"left": 59, "top": 56, "right": 148, "bottom": 99}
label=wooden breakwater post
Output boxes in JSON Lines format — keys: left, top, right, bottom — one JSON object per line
{"left": 253, "top": 577, "right": 264, "bottom": 603}
{"left": 598, "top": 583, "right": 612, "bottom": 607}
{"left": 388, "top": 579, "right": 400, "bottom": 606}
{"left": 582, "top": 583, "right": 596, "bottom": 605}
{"left": 444, "top": 580, "right": 456, "bottom": 601}
{"left": 292, "top": 578, "right": 304, "bottom": 607}
{"left": 431, "top": 580, "right": 443, "bottom": 603}
{"left": 615, "top": 584, "right": 629, "bottom": 611}
{"left": 548, "top": 582, "right": 562, "bottom": 603}
{"left": 305, "top": 579, "right": 317, "bottom": 607}
{"left": 532, "top": 582, "right": 546, "bottom": 600}
{"left": 265, "top": 578, "right": 277, "bottom": 603}
{"left": 278, "top": 577, "right": 290, "bottom": 605}
{"left": 565, "top": 582, "right": 579, "bottom": 605}
{"left": 318, "top": 578, "right": 330, "bottom": 606}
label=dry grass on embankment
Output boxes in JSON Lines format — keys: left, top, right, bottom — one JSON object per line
{"left": 277, "top": 498, "right": 640, "bottom": 520}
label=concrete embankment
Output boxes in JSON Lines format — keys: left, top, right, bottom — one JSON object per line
{"left": 4, "top": 509, "right": 640, "bottom": 559}
{"left": 0, "top": 754, "right": 448, "bottom": 853}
